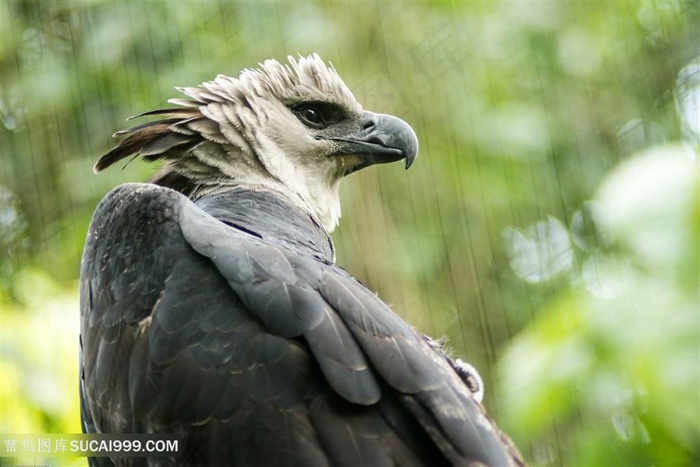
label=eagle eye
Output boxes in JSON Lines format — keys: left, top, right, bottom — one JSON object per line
{"left": 292, "top": 102, "right": 345, "bottom": 130}
{"left": 299, "top": 107, "right": 322, "bottom": 126}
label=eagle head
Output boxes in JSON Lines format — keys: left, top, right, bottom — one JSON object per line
{"left": 94, "top": 54, "right": 419, "bottom": 232}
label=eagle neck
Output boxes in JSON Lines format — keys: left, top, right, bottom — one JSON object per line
{"left": 195, "top": 188, "right": 336, "bottom": 262}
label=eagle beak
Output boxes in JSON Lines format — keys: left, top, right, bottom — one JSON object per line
{"left": 329, "top": 112, "right": 419, "bottom": 171}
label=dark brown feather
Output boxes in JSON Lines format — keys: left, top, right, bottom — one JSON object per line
{"left": 141, "top": 132, "right": 196, "bottom": 157}
{"left": 128, "top": 107, "right": 201, "bottom": 120}
{"left": 94, "top": 114, "right": 205, "bottom": 173}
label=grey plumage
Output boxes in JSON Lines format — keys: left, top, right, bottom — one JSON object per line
{"left": 80, "top": 54, "right": 523, "bottom": 466}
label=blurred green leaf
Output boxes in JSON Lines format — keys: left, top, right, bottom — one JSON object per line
{"left": 499, "top": 144, "right": 700, "bottom": 466}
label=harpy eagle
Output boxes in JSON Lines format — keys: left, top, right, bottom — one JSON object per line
{"left": 80, "top": 54, "right": 523, "bottom": 466}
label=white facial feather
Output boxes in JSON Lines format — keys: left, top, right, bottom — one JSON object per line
{"left": 173, "top": 54, "right": 363, "bottom": 232}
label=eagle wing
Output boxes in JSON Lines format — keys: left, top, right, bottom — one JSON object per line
{"left": 80, "top": 183, "right": 515, "bottom": 466}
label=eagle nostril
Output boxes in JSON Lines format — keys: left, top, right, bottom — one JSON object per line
{"left": 362, "top": 118, "right": 377, "bottom": 133}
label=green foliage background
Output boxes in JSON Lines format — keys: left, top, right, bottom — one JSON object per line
{"left": 1, "top": 1, "right": 698, "bottom": 465}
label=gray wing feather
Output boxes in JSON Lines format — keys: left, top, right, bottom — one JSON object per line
{"left": 81, "top": 182, "right": 518, "bottom": 466}
{"left": 178, "top": 195, "right": 513, "bottom": 465}
{"left": 81, "top": 184, "right": 333, "bottom": 465}
{"left": 180, "top": 200, "right": 383, "bottom": 405}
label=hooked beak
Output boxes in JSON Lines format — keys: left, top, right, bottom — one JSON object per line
{"left": 328, "top": 111, "right": 418, "bottom": 173}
